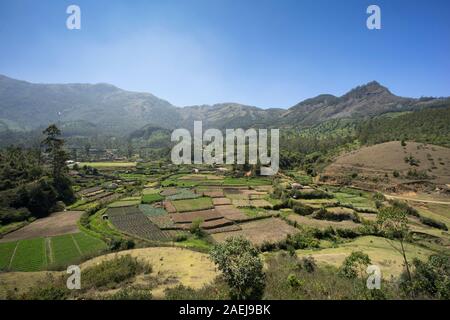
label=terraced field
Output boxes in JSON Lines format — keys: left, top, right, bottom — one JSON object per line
{"left": 0, "top": 232, "right": 106, "bottom": 272}
{"left": 107, "top": 207, "right": 174, "bottom": 241}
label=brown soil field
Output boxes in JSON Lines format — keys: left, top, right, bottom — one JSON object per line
{"left": 163, "top": 201, "right": 177, "bottom": 213}
{"left": 0, "top": 211, "right": 83, "bottom": 242}
{"left": 201, "top": 218, "right": 234, "bottom": 229}
{"left": 213, "top": 197, "right": 232, "bottom": 206}
{"left": 215, "top": 205, "right": 249, "bottom": 221}
{"left": 205, "top": 224, "right": 242, "bottom": 234}
{"left": 211, "top": 218, "right": 298, "bottom": 246}
{"left": 203, "top": 190, "right": 224, "bottom": 198}
{"left": 323, "top": 141, "right": 450, "bottom": 186}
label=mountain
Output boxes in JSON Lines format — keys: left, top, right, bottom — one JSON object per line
{"left": 0, "top": 74, "right": 181, "bottom": 135}
{"left": 279, "top": 81, "right": 450, "bottom": 126}
{"left": 0, "top": 75, "right": 449, "bottom": 136}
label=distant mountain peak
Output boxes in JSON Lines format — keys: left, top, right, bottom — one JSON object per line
{"left": 344, "top": 81, "right": 392, "bottom": 99}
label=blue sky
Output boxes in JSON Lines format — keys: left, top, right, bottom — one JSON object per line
{"left": 0, "top": 0, "right": 449, "bottom": 108}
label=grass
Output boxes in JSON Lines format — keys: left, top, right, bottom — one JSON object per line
{"left": 142, "top": 188, "right": 161, "bottom": 195}
{"left": 72, "top": 232, "right": 107, "bottom": 254}
{"left": 0, "top": 241, "right": 18, "bottom": 270}
{"left": 171, "top": 197, "right": 214, "bottom": 212}
{"left": 0, "top": 232, "right": 107, "bottom": 272}
{"left": 0, "top": 221, "right": 29, "bottom": 237}
{"left": 78, "top": 162, "right": 137, "bottom": 168}
{"left": 108, "top": 200, "right": 141, "bottom": 208}
{"left": 51, "top": 234, "right": 81, "bottom": 266}
{"left": 222, "top": 177, "right": 272, "bottom": 186}
{"left": 10, "top": 238, "right": 47, "bottom": 272}
{"left": 175, "top": 237, "right": 213, "bottom": 251}
{"left": 415, "top": 203, "right": 450, "bottom": 230}
{"left": 141, "top": 193, "right": 164, "bottom": 204}
{"left": 296, "top": 236, "right": 435, "bottom": 277}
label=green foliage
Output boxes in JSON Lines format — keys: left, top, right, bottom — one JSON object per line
{"left": 210, "top": 236, "right": 265, "bottom": 300}
{"left": 189, "top": 218, "right": 205, "bottom": 238}
{"left": 402, "top": 254, "right": 450, "bottom": 299}
{"left": 82, "top": 255, "right": 151, "bottom": 290}
{"left": 339, "top": 251, "right": 371, "bottom": 279}
{"left": 141, "top": 193, "right": 163, "bottom": 204}
{"left": 419, "top": 216, "right": 448, "bottom": 231}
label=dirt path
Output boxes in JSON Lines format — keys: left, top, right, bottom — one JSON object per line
{"left": 384, "top": 194, "right": 450, "bottom": 205}
{"left": 8, "top": 242, "right": 19, "bottom": 269}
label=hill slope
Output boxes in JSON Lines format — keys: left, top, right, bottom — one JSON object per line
{"left": 0, "top": 75, "right": 449, "bottom": 136}
{"left": 322, "top": 141, "right": 450, "bottom": 190}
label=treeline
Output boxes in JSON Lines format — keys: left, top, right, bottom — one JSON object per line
{"left": 357, "top": 107, "right": 450, "bottom": 147}
{"left": 0, "top": 125, "right": 75, "bottom": 225}
{"left": 279, "top": 107, "right": 450, "bottom": 172}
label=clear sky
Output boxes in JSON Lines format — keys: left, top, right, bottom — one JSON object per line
{"left": 0, "top": 0, "right": 449, "bottom": 108}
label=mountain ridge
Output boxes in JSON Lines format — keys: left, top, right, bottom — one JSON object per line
{"left": 0, "top": 74, "right": 449, "bottom": 136}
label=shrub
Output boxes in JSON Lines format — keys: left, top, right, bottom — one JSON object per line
{"left": 401, "top": 254, "right": 450, "bottom": 299}
{"left": 190, "top": 218, "right": 205, "bottom": 238}
{"left": 210, "top": 237, "right": 265, "bottom": 300}
{"left": 82, "top": 255, "right": 151, "bottom": 290}
{"left": 391, "top": 200, "right": 419, "bottom": 217}
{"left": 292, "top": 203, "right": 314, "bottom": 216}
{"left": 298, "top": 256, "right": 317, "bottom": 273}
{"left": 174, "top": 233, "right": 189, "bottom": 242}
{"left": 339, "top": 251, "right": 371, "bottom": 279}
{"left": 419, "top": 216, "right": 448, "bottom": 231}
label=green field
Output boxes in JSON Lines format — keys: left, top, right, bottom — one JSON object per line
{"left": 141, "top": 193, "right": 164, "bottom": 204}
{"left": 0, "top": 241, "right": 17, "bottom": 270}
{"left": 51, "top": 234, "right": 81, "bottom": 266}
{"left": 9, "top": 238, "right": 47, "bottom": 272}
{"left": 171, "top": 197, "right": 214, "bottom": 212}
{"left": 0, "top": 232, "right": 106, "bottom": 272}
{"left": 77, "top": 162, "right": 137, "bottom": 168}
{"left": 108, "top": 200, "right": 142, "bottom": 208}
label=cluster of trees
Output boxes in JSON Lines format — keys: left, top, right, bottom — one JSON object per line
{"left": 0, "top": 125, "right": 75, "bottom": 224}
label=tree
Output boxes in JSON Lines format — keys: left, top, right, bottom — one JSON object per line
{"left": 210, "top": 236, "right": 265, "bottom": 300}
{"left": 405, "top": 254, "right": 450, "bottom": 299}
{"left": 377, "top": 206, "right": 412, "bottom": 281}
{"left": 339, "top": 251, "right": 371, "bottom": 279}
{"left": 42, "top": 125, "right": 68, "bottom": 179}
{"left": 41, "top": 125, "right": 75, "bottom": 204}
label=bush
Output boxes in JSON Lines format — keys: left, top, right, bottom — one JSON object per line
{"left": 210, "top": 237, "right": 265, "bottom": 300}
{"left": 292, "top": 190, "right": 333, "bottom": 200}
{"left": 190, "top": 218, "right": 205, "bottom": 238}
{"left": 391, "top": 200, "right": 419, "bottom": 217}
{"left": 419, "top": 216, "right": 448, "bottom": 231}
{"left": 314, "top": 207, "right": 355, "bottom": 222}
{"left": 401, "top": 254, "right": 450, "bottom": 299}
{"left": 339, "top": 251, "right": 371, "bottom": 279}
{"left": 106, "top": 287, "right": 153, "bottom": 300}
{"left": 292, "top": 203, "right": 314, "bottom": 216}
{"left": 174, "top": 233, "right": 189, "bottom": 242}
{"left": 284, "top": 233, "right": 320, "bottom": 250}
{"left": 82, "top": 255, "right": 151, "bottom": 290}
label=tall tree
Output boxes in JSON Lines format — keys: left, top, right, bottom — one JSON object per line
{"left": 42, "top": 125, "right": 68, "bottom": 179}
{"left": 377, "top": 206, "right": 412, "bottom": 281}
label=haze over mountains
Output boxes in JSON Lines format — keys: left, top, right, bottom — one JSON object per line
{"left": 0, "top": 74, "right": 449, "bottom": 137}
